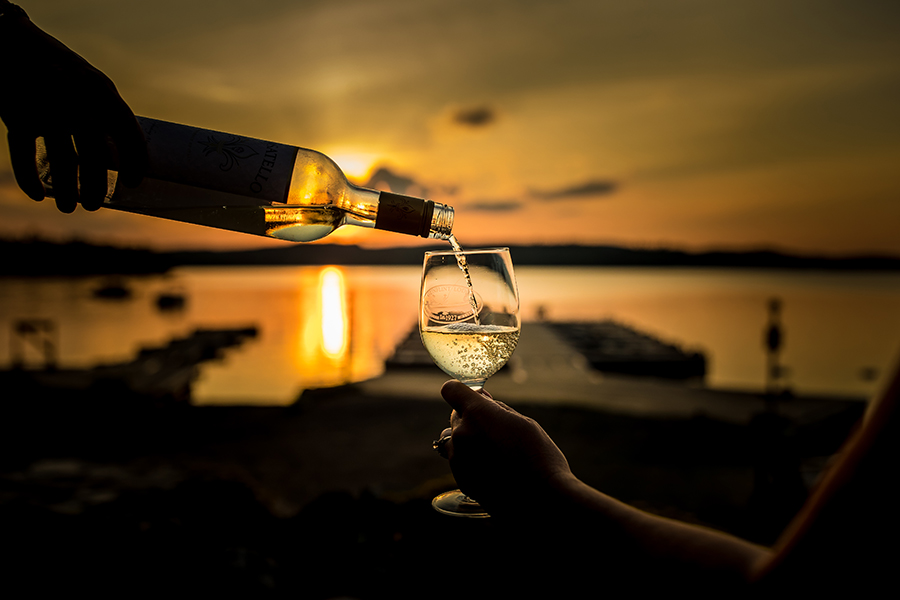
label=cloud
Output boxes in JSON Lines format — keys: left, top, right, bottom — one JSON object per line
{"left": 364, "top": 167, "right": 423, "bottom": 196}
{"left": 452, "top": 105, "right": 496, "bottom": 127}
{"left": 362, "top": 166, "right": 464, "bottom": 203}
{"left": 530, "top": 179, "right": 618, "bottom": 201}
{"left": 465, "top": 199, "right": 523, "bottom": 212}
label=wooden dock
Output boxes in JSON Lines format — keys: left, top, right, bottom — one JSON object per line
{"left": 548, "top": 320, "right": 707, "bottom": 380}
{"left": 1, "top": 327, "right": 258, "bottom": 405}
{"left": 386, "top": 319, "right": 706, "bottom": 381}
{"left": 368, "top": 321, "right": 862, "bottom": 426}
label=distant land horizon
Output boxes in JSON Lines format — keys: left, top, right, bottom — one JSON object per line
{"left": 3, "top": 236, "right": 900, "bottom": 277}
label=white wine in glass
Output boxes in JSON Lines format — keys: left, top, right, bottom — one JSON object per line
{"left": 419, "top": 246, "right": 520, "bottom": 516}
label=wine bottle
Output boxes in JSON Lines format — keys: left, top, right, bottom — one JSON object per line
{"left": 37, "top": 117, "right": 454, "bottom": 243}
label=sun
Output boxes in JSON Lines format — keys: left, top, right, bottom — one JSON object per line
{"left": 325, "top": 150, "right": 381, "bottom": 183}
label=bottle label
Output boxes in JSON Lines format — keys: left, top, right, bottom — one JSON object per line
{"left": 137, "top": 117, "right": 298, "bottom": 204}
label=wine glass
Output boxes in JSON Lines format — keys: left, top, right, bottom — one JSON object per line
{"left": 419, "top": 246, "right": 520, "bottom": 517}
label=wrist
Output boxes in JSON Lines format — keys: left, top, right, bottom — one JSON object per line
{"left": 546, "top": 470, "right": 582, "bottom": 498}
{"left": 533, "top": 471, "right": 608, "bottom": 518}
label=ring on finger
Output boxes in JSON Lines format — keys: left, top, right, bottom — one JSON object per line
{"left": 432, "top": 434, "right": 451, "bottom": 459}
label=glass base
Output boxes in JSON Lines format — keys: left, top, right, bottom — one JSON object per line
{"left": 432, "top": 490, "right": 490, "bottom": 518}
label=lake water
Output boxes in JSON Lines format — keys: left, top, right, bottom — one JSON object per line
{"left": 2, "top": 266, "right": 898, "bottom": 405}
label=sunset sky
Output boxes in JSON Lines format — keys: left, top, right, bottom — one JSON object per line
{"left": 1, "top": 0, "right": 898, "bottom": 254}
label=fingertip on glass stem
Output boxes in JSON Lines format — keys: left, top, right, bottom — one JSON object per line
{"left": 462, "top": 379, "right": 485, "bottom": 392}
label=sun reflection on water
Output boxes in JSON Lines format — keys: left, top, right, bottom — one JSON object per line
{"left": 320, "top": 267, "right": 348, "bottom": 359}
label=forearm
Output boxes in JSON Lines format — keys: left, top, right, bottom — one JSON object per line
{"left": 512, "top": 473, "right": 771, "bottom": 591}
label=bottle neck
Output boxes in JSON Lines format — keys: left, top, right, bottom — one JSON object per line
{"left": 429, "top": 202, "right": 454, "bottom": 240}
{"left": 374, "top": 191, "right": 454, "bottom": 239}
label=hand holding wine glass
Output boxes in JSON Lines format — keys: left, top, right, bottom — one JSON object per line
{"left": 419, "top": 246, "right": 520, "bottom": 516}
{"left": 439, "top": 380, "right": 574, "bottom": 517}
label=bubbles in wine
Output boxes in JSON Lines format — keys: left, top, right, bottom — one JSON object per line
{"left": 420, "top": 322, "right": 520, "bottom": 383}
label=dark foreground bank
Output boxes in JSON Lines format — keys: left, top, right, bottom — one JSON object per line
{"left": 0, "top": 380, "right": 863, "bottom": 598}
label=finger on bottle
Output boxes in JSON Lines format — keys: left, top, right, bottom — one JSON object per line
{"left": 74, "top": 133, "right": 109, "bottom": 211}
{"left": 44, "top": 134, "right": 79, "bottom": 213}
